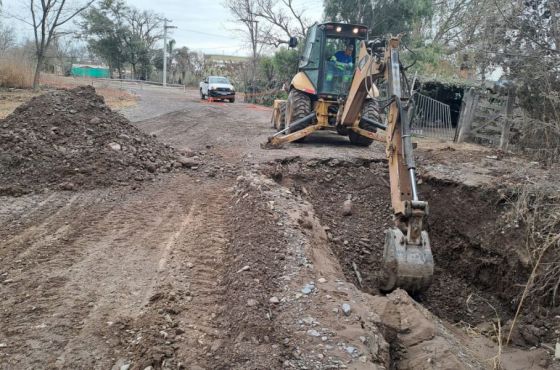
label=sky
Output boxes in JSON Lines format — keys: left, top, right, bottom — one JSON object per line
{"left": 2, "top": 0, "right": 324, "bottom": 56}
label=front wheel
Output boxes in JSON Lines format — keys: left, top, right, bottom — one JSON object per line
{"left": 200, "top": 89, "right": 205, "bottom": 99}
{"left": 285, "top": 90, "right": 311, "bottom": 141}
{"left": 230, "top": 98, "right": 235, "bottom": 103}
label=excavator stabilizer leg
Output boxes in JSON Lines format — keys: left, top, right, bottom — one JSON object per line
{"left": 380, "top": 228, "right": 434, "bottom": 293}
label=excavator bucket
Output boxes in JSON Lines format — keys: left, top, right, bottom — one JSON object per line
{"left": 380, "top": 228, "right": 434, "bottom": 293}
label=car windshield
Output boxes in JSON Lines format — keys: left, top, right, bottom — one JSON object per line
{"left": 209, "top": 77, "right": 229, "bottom": 84}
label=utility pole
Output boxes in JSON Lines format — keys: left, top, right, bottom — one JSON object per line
{"left": 163, "top": 19, "right": 177, "bottom": 87}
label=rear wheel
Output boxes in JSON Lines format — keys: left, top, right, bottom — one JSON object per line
{"left": 230, "top": 98, "right": 235, "bottom": 103}
{"left": 285, "top": 90, "right": 311, "bottom": 141}
{"left": 349, "top": 100, "right": 381, "bottom": 147}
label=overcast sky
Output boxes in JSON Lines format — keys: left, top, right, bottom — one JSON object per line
{"left": 3, "top": 0, "right": 324, "bottom": 56}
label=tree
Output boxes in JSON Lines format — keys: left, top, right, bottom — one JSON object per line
{"left": 80, "top": 0, "right": 128, "bottom": 78}
{"left": 254, "top": 0, "right": 309, "bottom": 46}
{"left": 29, "top": 0, "right": 95, "bottom": 89}
{"left": 225, "top": 0, "right": 260, "bottom": 100}
{"left": 488, "top": 0, "right": 559, "bottom": 121}
{"left": 81, "top": 0, "right": 164, "bottom": 79}
{"left": 323, "top": 0, "right": 433, "bottom": 38}
{"left": 123, "top": 7, "right": 163, "bottom": 79}
{"left": 272, "top": 46, "right": 298, "bottom": 84}
{"left": 174, "top": 46, "right": 191, "bottom": 84}
{"left": 0, "top": 24, "right": 15, "bottom": 55}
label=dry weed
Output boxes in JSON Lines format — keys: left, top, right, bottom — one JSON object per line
{"left": 504, "top": 184, "right": 560, "bottom": 344}
{"left": 466, "top": 293, "right": 503, "bottom": 369}
{"left": 0, "top": 57, "right": 33, "bottom": 89}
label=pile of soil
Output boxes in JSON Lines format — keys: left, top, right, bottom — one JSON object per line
{"left": 0, "top": 86, "right": 180, "bottom": 195}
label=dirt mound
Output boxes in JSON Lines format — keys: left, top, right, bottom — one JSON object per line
{"left": 0, "top": 86, "right": 180, "bottom": 195}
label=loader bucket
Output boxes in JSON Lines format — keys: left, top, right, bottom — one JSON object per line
{"left": 380, "top": 228, "right": 433, "bottom": 293}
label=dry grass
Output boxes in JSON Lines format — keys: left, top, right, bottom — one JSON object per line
{"left": 513, "top": 116, "right": 560, "bottom": 167}
{"left": 466, "top": 294, "right": 503, "bottom": 369}
{"left": 40, "top": 74, "right": 138, "bottom": 109}
{"left": 504, "top": 184, "right": 560, "bottom": 344}
{"left": 0, "top": 74, "right": 138, "bottom": 118}
{"left": 0, "top": 58, "right": 33, "bottom": 89}
{"left": 0, "top": 90, "right": 40, "bottom": 119}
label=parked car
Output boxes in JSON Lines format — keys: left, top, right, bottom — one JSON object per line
{"left": 199, "top": 76, "right": 236, "bottom": 103}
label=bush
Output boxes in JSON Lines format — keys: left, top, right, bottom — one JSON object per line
{"left": 0, "top": 58, "right": 33, "bottom": 89}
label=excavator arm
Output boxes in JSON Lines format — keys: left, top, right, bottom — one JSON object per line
{"left": 341, "top": 36, "right": 434, "bottom": 292}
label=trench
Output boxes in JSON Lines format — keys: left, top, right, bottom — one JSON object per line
{"left": 264, "top": 157, "right": 556, "bottom": 349}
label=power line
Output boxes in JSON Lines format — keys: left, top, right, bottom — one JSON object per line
{"left": 181, "top": 28, "right": 229, "bottom": 39}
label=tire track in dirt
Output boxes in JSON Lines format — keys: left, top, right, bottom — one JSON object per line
{"left": 0, "top": 174, "right": 232, "bottom": 369}
{"left": 96, "top": 177, "right": 233, "bottom": 369}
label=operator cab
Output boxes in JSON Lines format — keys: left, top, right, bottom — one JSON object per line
{"left": 299, "top": 22, "right": 368, "bottom": 100}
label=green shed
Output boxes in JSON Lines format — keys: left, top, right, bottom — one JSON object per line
{"left": 71, "top": 64, "right": 110, "bottom": 78}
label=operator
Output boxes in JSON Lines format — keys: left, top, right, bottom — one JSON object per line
{"left": 332, "top": 42, "right": 354, "bottom": 65}
{"left": 325, "top": 42, "right": 355, "bottom": 90}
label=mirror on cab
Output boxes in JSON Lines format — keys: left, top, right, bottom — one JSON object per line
{"left": 288, "top": 36, "right": 298, "bottom": 48}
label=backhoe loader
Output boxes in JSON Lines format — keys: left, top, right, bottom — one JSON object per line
{"left": 266, "top": 23, "right": 434, "bottom": 293}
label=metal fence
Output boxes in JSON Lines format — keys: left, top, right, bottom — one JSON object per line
{"left": 410, "top": 93, "right": 455, "bottom": 140}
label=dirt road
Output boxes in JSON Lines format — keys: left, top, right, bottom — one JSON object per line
{"left": 0, "top": 86, "right": 556, "bottom": 369}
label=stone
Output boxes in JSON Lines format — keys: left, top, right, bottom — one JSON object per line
{"left": 89, "top": 117, "right": 101, "bottom": 124}
{"left": 145, "top": 163, "right": 156, "bottom": 173}
{"left": 247, "top": 299, "right": 258, "bottom": 307}
{"left": 120, "top": 364, "right": 130, "bottom": 370}
{"left": 307, "top": 329, "right": 321, "bottom": 337}
{"left": 345, "top": 346, "right": 357, "bottom": 355}
{"left": 301, "top": 283, "right": 315, "bottom": 295}
{"left": 301, "top": 317, "right": 314, "bottom": 325}
{"left": 342, "top": 303, "right": 352, "bottom": 316}
{"left": 178, "top": 156, "right": 199, "bottom": 168}
{"left": 59, "top": 182, "right": 75, "bottom": 191}
{"left": 269, "top": 296, "right": 280, "bottom": 304}
{"left": 108, "top": 142, "right": 121, "bottom": 151}
{"left": 236, "top": 265, "right": 250, "bottom": 273}
{"left": 342, "top": 199, "right": 352, "bottom": 216}
{"left": 318, "top": 278, "right": 327, "bottom": 283}
{"left": 182, "top": 149, "right": 196, "bottom": 157}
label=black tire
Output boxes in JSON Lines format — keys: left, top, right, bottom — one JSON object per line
{"left": 200, "top": 89, "right": 205, "bottom": 99}
{"left": 285, "top": 90, "right": 311, "bottom": 141}
{"left": 230, "top": 98, "right": 235, "bottom": 103}
{"left": 349, "top": 100, "right": 381, "bottom": 147}
{"left": 336, "top": 125, "right": 349, "bottom": 136}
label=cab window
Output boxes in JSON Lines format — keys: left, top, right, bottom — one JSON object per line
{"left": 299, "top": 25, "right": 319, "bottom": 69}
{"left": 321, "top": 37, "right": 359, "bottom": 95}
